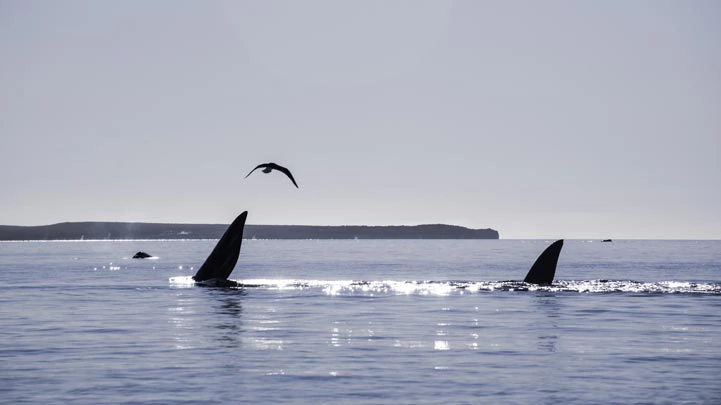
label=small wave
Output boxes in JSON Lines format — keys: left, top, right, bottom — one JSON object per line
{"left": 168, "top": 277, "right": 721, "bottom": 295}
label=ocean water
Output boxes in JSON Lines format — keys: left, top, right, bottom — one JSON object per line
{"left": 1, "top": 239, "right": 720, "bottom": 404}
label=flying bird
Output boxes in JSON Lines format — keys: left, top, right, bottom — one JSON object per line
{"left": 245, "top": 162, "right": 299, "bottom": 188}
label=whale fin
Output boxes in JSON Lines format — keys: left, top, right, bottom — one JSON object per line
{"left": 192, "top": 211, "right": 248, "bottom": 282}
{"left": 523, "top": 239, "right": 564, "bottom": 285}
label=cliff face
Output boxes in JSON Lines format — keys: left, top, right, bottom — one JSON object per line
{"left": 0, "top": 222, "right": 499, "bottom": 240}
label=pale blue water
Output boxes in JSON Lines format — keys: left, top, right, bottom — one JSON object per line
{"left": 1, "top": 239, "right": 720, "bottom": 404}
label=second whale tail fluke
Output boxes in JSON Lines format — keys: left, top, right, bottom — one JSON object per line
{"left": 192, "top": 211, "right": 248, "bottom": 283}
{"left": 523, "top": 239, "right": 564, "bottom": 285}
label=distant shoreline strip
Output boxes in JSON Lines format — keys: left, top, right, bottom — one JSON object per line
{"left": 0, "top": 223, "right": 499, "bottom": 241}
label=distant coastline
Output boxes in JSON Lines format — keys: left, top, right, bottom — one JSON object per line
{"left": 0, "top": 222, "right": 499, "bottom": 241}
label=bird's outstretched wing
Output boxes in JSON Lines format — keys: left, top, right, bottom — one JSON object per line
{"left": 271, "top": 163, "right": 299, "bottom": 188}
{"left": 245, "top": 163, "right": 266, "bottom": 178}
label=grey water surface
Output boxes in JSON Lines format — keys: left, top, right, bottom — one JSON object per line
{"left": 1, "top": 239, "right": 720, "bottom": 404}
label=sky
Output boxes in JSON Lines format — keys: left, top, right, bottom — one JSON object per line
{"left": 1, "top": 1, "right": 719, "bottom": 239}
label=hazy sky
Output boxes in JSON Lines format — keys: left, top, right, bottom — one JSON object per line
{"left": 1, "top": 1, "right": 719, "bottom": 239}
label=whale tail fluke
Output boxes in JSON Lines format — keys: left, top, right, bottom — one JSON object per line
{"left": 192, "top": 211, "right": 248, "bottom": 282}
{"left": 523, "top": 239, "right": 564, "bottom": 285}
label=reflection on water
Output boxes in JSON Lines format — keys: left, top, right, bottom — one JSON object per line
{"left": 168, "top": 292, "right": 198, "bottom": 350}
{"left": 210, "top": 288, "right": 247, "bottom": 348}
{"left": 534, "top": 293, "right": 560, "bottom": 353}
{"left": 537, "top": 334, "right": 558, "bottom": 352}
{"left": 169, "top": 288, "right": 247, "bottom": 350}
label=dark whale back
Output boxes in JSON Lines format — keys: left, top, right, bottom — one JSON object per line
{"left": 192, "top": 211, "right": 248, "bottom": 282}
{"left": 523, "top": 239, "right": 564, "bottom": 285}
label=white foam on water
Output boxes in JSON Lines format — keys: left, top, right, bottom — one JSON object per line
{"left": 168, "top": 276, "right": 195, "bottom": 287}
{"left": 168, "top": 277, "right": 721, "bottom": 295}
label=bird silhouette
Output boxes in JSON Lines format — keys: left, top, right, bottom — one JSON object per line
{"left": 245, "top": 162, "right": 299, "bottom": 188}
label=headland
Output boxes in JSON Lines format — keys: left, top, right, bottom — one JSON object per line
{"left": 0, "top": 222, "right": 499, "bottom": 241}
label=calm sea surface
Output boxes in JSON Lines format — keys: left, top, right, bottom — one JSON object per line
{"left": 1, "top": 239, "right": 720, "bottom": 404}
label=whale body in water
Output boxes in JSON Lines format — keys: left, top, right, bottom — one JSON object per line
{"left": 132, "top": 251, "right": 153, "bottom": 259}
{"left": 189, "top": 210, "right": 564, "bottom": 286}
